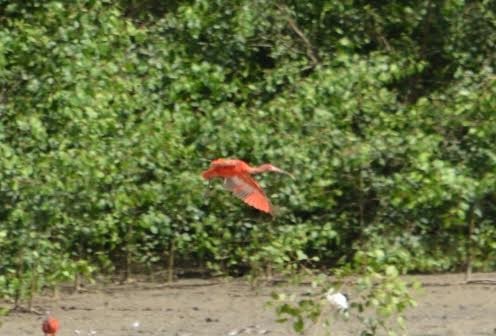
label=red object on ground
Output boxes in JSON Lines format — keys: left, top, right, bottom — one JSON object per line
{"left": 42, "top": 315, "right": 60, "bottom": 336}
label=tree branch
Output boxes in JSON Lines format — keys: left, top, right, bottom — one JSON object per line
{"left": 278, "top": 4, "right": 319, "bottom": 67}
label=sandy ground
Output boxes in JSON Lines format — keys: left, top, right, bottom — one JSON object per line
{"left": 1, "top": 273, "right": 496, "bottom": 336}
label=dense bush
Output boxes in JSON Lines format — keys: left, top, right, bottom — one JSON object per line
{"left": 0, "top": 0, "right": 495, "bottom": 305}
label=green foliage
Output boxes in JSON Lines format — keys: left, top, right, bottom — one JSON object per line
{"left": 0, "top": 0, "right": 495, "bottom": 310}
{"left": 351, "top": 250, "right": 419, "bottom": 336}
{"left": 272, "top": 250, "right": 419, "bottom": 335}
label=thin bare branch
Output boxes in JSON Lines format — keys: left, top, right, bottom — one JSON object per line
{"left": 277, "top": 4, "right": 319, "bottom": 67}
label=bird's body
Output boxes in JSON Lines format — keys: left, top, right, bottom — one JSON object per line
{"left": 201, "top": 158, "right": 292, "bottom": 214}
{"left": 42, "top": 315, "right": 59, "bottom": 336}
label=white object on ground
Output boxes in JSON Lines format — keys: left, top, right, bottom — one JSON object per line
{"left": 325, "top": 289, "right": 349, "bottom": 311}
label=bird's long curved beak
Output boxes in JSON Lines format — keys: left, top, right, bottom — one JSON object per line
{"left": 272, "top": 167, "right": 295, "bottom": 179}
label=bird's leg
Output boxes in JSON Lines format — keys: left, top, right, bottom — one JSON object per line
{"left": 203, "top": 180, "right": 213, "bottom": 199}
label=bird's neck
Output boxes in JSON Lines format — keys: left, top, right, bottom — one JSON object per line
{"left": 248, "top": 164, "right": 271, "bottom": 174}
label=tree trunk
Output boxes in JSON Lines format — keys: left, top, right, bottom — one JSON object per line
{"left": 73, "top": 272, "right": 81, "bottom": 293}
{"left": 123, "top": 222, "right": 133, "bottom": 283}
{"left": 28, "top": 269, "right": 36, "bottom": 312}
{"left": 465, "top": 210, "right": 475, "bottom": 282}
{"left": 14, "top": 250, "right": 24, "bottom": 309}
{"left": 167, "top": 238, "right": 175, "bottom": 283}
{"left": 52, "top": 285, "right": 59, "bottom": 300}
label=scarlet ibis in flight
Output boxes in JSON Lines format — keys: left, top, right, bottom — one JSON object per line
{"left": 201, "top": 158, "right": 293, "bottom": 214}
{"left": 41, "top": 312, "right": 59, "bottom": 336}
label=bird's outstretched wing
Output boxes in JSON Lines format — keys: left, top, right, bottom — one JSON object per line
{"left": 201, "top": 159, "right": 240, "bottom": 179}
{"left": 210, "top": 158, "right": 239, "bottom": 167}
{"left": 223, "top": 174, "right": 272, "bottom": 214}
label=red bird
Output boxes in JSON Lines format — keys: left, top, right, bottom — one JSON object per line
{"left": 201, "top": 158, "right": 293, "bottom": 214}
{"left": 42, "top": 313, "right": 59, "bottom": 336}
